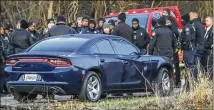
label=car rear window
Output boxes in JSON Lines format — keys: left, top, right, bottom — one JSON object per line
{"left": 29, "top": 37, "right": 88, "bottom": 52}
{"left": 126, "top": 14, "right": 149, "bottom": 28}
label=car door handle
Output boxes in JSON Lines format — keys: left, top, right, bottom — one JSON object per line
{"left": 123, "top": 61, "right": 129, "bottom": 64}
{"left": 100, "top": 59, "right": 105, "bottom": 62}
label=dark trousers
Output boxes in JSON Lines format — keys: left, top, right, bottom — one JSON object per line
{"left": 201, "top": 51, "right": 213, "bottom": 78}
{"left": 0, "top": 62, "right": 7, "bottom": 92}
{"left": 183, "top": 50, "right": 198, "bottom": 79}
{"left": 173, "top": 52, "right": 181, "bottom": 85}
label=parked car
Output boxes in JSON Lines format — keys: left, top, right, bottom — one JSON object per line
{"left": 6, "top": 34, "right": 174, "bottom": 102}
{"left": 105, "top": 6, "right": 183, "bottom": 36}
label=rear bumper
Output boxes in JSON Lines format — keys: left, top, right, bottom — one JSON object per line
{"left": 7, "top": 81, "right": 69, "bottom": 95}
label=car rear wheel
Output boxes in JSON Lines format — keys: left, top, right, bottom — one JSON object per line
{"left": 79, "top": 71, "right": 102, "bottom": 102}
{"left": 155, "top": 68, "right": 173, "bottom": 96}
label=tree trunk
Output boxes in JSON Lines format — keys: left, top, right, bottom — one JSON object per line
{"left": 47, "top": 1, "right": 54, "bottom": 19}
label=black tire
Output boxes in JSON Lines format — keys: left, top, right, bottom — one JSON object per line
{"left": 79, "top": 71, "right": 102, "bottom": 102}
{"left": 154, "top": 68, "right": 173, "bottom": 96}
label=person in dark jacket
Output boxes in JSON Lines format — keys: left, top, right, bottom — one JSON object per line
{"left": 112, "top": 13, "right": 133, "bottom": 42}
{"left": 11, "top": 20, "right": 34, "bottom": 54}
{"left": 45, "top": 16, "right": 77, "bottom": 37}
{"left": 84, "top": 20, "right": 98, "bottom": 34}
{"left": 149, "top": 17, "right": 176, "bottom": 59}
{"left": 132, "top": 18, "right": 150, "bottom": 55}
{"left": 189, "top": 12, "right": 205, "bottom": 58}
{"left": 80, "top": 16, "right": 90, "bottom": 34}
{"left": 0, "top": 25, "right": 7, "bottom": 93}
{"left": 41, "top": 18, "right": 55, "bottom": 36}
{"left": 201, "top": 16, "right": 213, "bottom": 75}
{"left": 96, "top": 18, "right": 105, "bottom": 34}
{"left": 108, "top": 19, "right": 115, "bottom": 34}
{"left": 28, "top": 22, "right": 42, "bottom": 43}
{"left": 165, "top": 16, "right": 181, "bottom": 87}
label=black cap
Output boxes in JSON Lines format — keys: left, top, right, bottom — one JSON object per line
{"left": 57, "top": 15, "right": 66, "bottom": 22}
{"left": 118, "top": 13, "right": 126, "bottom": 22}
{"left": 108, "top": 19, "right": 115, "bottom": 26}
{"left": 20, "top": 20, "right": 29, "bottom": 29}
{"left": 28, "top": 22, "right": 35, "bottom": 26}
{"left": 132, "top": 18, "right": 139, "bottom": 23}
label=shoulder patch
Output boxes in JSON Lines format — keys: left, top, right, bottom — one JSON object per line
{"left": 185, "top": 28, "right": 190, "bottom": 31}
{"left": 152, "top": 32, "right": 156, "bottom": 36}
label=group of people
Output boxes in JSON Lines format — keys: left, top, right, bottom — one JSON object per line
{"left": 0, "top": 8, "right": 213, "bottom": 93}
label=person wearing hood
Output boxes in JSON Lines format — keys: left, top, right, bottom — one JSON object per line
{"left": 84, "top": 20, "right": 98, "bottom": 34}
{"left": 132, "top": 18, "right": 150, "bottom": 55}
{"left": 108, "top": 19, "right": 115, "bottom": 34}
{"left": 103, "top": 23, "right": 111, "bottom": 35}
{"left": 45, "top": 16, "right": 77, "bottom": 37}
{"left": 96, "top": 18, "right": 105, "bottom": 34}
{"left": 28, "top": 22, "right": 42, "bottom": 43}
{"left": 10, "top": 20, "right": 34, "bottom": 54}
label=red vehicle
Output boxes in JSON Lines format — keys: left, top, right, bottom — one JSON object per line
{"left": 105, "top": 6, "right": 183, "bottom": 36}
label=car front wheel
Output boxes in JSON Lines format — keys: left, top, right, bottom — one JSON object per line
{"left": 155, "top": 68, "right": 173, "bottom": 96}
{"left": 79, "top": 71, "right": 102, "bottom": 102}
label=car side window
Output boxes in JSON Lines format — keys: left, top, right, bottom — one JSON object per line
{"left": 94, "top": 40, "right": 115, "bottom": 54}
{"left": 91, "top": 45, "right": 99, "bottom": 54}
{"left": 112, "top": 39, "right": 138, "bottom": 55}
{"left": 152, "top": 13, "right": 161, "bottom": 30}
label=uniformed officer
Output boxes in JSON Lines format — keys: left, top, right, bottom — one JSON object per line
{"left": 149, "top": 17, "right": 176, "bottom": 59}
{"left": 132, "top": 18, "right": 150, "bottom": 55}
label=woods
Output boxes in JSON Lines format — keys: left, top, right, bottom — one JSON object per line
{"left": 0, "top": 0, "right": 213, "bottom": 29}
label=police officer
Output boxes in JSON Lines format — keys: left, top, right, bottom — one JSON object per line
{"left": 28, "top": 22, "right": 42, "bottom": 43}
{"left": 132, "top": 18, "right": 150, "bottom": 55}
{"left": 165, "top": 16, "right": 181, "bottom": 87}
{"left": 45, "top": 16, "right": 77, "bottom": 37}
{"left": 149, "top": 16, "right": 176, "bottom": 59}
{"left": 11, "top": 20, "right": 34, "bottom": 54}
{"left": 201, "top": 16, "right": 213, "bottom": 75}
{"left": 112, "top": 13, "right": 133, "bottom": 42}
{"left": 189, "top": 12, "right": 205, "bottom": 79}
{"left": 84, "top": 20, "right": 98, "bottom": 34}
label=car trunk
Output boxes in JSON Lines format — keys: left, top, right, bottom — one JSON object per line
{"left": 6, "top": 52, "right": 71, "bottom": 72}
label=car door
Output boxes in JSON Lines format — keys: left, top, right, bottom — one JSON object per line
{"left": 91, "top": 39, "right": 124, "bottom": 90}
{"left": 110, "top": 38, "right": 147, "bottom": 89}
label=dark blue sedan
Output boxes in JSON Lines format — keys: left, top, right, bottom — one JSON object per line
{"left": 5, "top": 34, "right": 174, "bottom": 102}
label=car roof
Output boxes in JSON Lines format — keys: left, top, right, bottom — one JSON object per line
{"left": 46, "top": 34, "right": 121, "bottom": 40}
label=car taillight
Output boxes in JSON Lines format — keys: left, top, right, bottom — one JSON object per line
{"left": 5, "top": 59, "right": 19, "bottom": 66}
{"left": 47, "top": 58, "right": 71, "bottom": 67}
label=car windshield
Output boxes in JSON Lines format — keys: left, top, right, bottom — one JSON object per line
{"left": 126, "top": 14, "right": 149, "bottom": 28}
{"left": 29, "top": 37, "right": 88, "bottom": 52}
